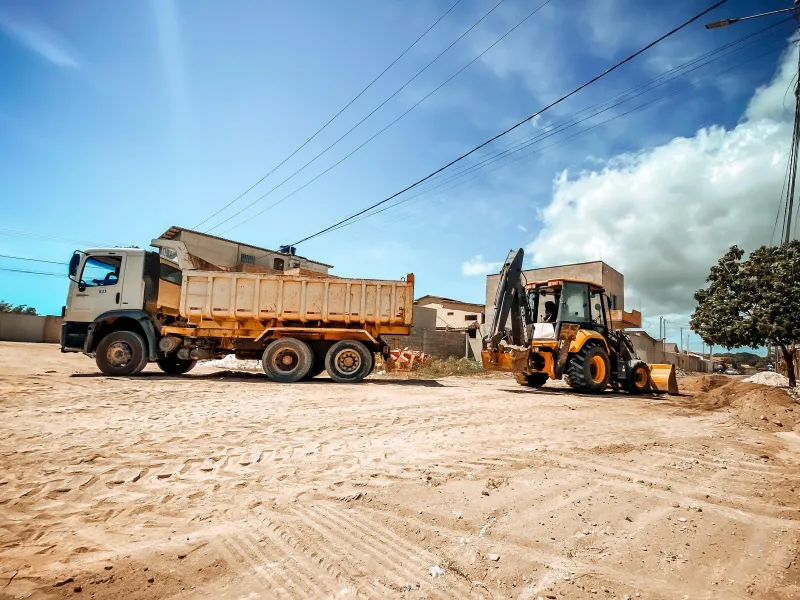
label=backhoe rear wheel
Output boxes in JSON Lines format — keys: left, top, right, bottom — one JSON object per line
{"left": 515, "top": 372, "right": 549, "bottom": 388}
{"left": 564, "top": 344, "right": 610, "bottom": 394}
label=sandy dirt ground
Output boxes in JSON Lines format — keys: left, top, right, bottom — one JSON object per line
{"left": 1, "top": 341, "right": 799, "bottom": 600}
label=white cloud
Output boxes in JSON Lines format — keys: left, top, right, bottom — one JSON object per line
{"left": 462, "top": 255, "right": 502, "bottom": 276}
{"left": 518, "top": 224, "right": 528, "bottom": 232}
{"left": 526, "top": 44, "right": 797, "bottom": 333}
{"left": 0, "top": 11, "right": 78, "bottom": 68}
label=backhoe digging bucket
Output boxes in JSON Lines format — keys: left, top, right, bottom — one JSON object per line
{"left": 649, "top": 364, "right": 679, "bottom": 395}
{"left": 481, "top": 347, "right": 529, "bottom": 373}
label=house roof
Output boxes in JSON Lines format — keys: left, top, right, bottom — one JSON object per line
{"left": 416, "top": 295, "right": 485, "bottom": 309}
{"left": 157, "top": 226, "right": 333, "bottom": 268}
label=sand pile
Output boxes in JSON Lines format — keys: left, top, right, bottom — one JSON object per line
{"left": 679, "top": 381, "right": 797, "bottom": 432}
{"left": 203, "top": 354, "right": 261, "bottom": 371}
{"left": 679, "top": 374, "right": 731, "bottom": 393}
{"left": 743, "top": 371, "right": 790, "bottom": 387}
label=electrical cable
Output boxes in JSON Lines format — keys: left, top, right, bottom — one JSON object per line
{"left": 191, "top": 0, "right": 463, "bottom": 230}
{"left": 0, "top": 253, "right": 67, "bottom": 265}
{"left": 329, "top": 40, "right": 787, "bottom": 233}
{"left": 288, "top": 0, "right": 731, "bottom": 247}
{"left": 0, "top": 228, "right": 100, "bottom": 247}
{"left": 0, "top": 267, "right": 64, "bottom": 277}
{"left": 205, "top": 0, "right": 510, "bottom": 233}
{"left": 220, "top": 0, "right": 556, "bottom": 236}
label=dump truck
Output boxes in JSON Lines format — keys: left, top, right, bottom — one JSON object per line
{"left": 482, "top": 249, "right": 678, "bottom": 394}
{"left": 60, "top": 237, "right": 414, "bottom": 382}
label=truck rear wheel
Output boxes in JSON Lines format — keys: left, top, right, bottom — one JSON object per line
{"left": 564, "top": 344, "right": 610, "bottom": 394}
{"left": 262, "top": 338, "right": 313, "bottom": 383}
{"left": 325, "top": 340, "right": 372, "bottom": 383}
{"left": 96, "top": 331, "right": 149, "bottom": 376}
{"left": 156, "top": 355, "right": 197, "bottom": 375}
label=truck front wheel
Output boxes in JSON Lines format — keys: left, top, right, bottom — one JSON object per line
{"left": 262, "top": 338, "right": 313, "bottom": 383}
{"left": 95, "top": 331, "right": 149, "bottom": 376}
{"left": 156, "top": 355, "right": 197, "bottom": 375}
{"left": 325, "top": 340, "right": 372, "bottom": 383}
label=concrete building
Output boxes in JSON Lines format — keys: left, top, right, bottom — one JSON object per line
{"left": 415, "top": 295, "right": 485, "bottom": 329}
{"left": 154, "top": 226, "right": 332, "bottom": 274}
{"left": 485, "top": 260, "right": 632, "bottom": 327}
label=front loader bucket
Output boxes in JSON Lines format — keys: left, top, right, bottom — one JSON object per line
{"left": 649, "top": 364, "right": 679, "bottom": 395}
{"left": 481, "top": 348, "right": 529, "bottom": 373}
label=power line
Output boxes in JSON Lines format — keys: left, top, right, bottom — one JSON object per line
{"left": 0, "top": 253, "right": 67, "bottom": 265}
{"left": 330, "top": 40, "right": 786, "bottom": 235}
{"left": 0, "top": 228, "right": 100, "bottom": 247}
{"left": 204, "top": 0, "right": 516, "bottom": 233}
{"left": 289, "top": 0, "right": 731, "bottom": 247}
{"left": 0, "top": 267, "right": 64, "bottom": 277}
{"left": 191, "top": 0, "right": 463, "bottom": 230}
{"left": 220, "top": 0, "right": 556, "bottom": 236}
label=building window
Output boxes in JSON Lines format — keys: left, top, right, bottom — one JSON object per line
{"left": 465, "top": 314, "right": 478, "bottom": 321}
{"left": 447, "top": 311, "right": 454, "bottom": 316}
{"left": 273, "top": 258, "right": 285, "bottom": 270}
{"left": 240, "top": 253, "right": 255, "bottom": 264}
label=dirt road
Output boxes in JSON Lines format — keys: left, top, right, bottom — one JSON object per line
{"left": 1, "top": 341, "right": 798, "bottom": 599}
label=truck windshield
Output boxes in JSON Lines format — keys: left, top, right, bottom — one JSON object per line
{"left": 81, "top": 256, "right": 122, "bottom": 287}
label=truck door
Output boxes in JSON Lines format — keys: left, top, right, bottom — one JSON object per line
{"left": 66, "top": 253, "right": 126, "bottom": 322}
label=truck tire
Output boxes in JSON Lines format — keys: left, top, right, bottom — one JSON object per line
{"left": 564, "top": 344, "right": 610, "bottom": 394}
{"left": 515, "top": 372, "right": 549, "bottom": 388}
{"left": 262, "top": 338, "right": 313, "bottom": 383}
{"left": 626, "top": 361, "right": 651, "bottom": 394}
{"left": 325, "top": 340, "right": 372, "bottom": 383}
{"left": 95, "top": 331, "right": 149, "bottom": 376}
{"left": 156, "top": 355, "right": 197, "bottom": 375}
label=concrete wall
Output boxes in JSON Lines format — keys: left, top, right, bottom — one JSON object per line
{"left": 628, "top": 331, "right": 713, "bottom": 373}
{"left": 0, "top": 314, "right": 62, "bottom": 343}
{"left": 416, "top": 301, "right": 484, "bottom": 329}
{"left": 485, "top": 261, "right": 624, "bottom": 326}
{"left": 383, "top": 328, "right": 474, "bottom": 359}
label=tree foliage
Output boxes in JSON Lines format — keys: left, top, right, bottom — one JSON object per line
{"left": 690, "top": 241, "right": 800, "bottom": 387}
{"left": 0, "top": 301, "right": 38, "bottom": 315}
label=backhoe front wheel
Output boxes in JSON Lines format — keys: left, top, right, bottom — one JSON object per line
{"left": 626, "top": 361, "right": 651, "bottom": 394}
{"left": 515, "top": 372, "right": 549, "bottom": 388}
{"left": 564, "top": 344, "right": 610, "bottom": 394}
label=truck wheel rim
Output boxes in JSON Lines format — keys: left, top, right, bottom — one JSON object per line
{"left": 589, "top": 355, "right": 606, "bottom": 383}
{"left": 107, "top": 342, "right": 133, "bottom": 367}
{"left": 336, "top": 349, "right": 361, "bottom": 374}
{"left": 273, "top": 349, "right": 299, "bottom": 372}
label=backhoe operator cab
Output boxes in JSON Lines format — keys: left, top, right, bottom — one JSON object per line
{"left": 61, "top": 248, "right": 188, "bottom": 376}
{"left": 482, "top": 249, "right": 678, "bottom": 394}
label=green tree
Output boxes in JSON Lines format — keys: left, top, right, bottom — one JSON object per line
{"left": 0, "top": 301, "right": 38, "bottom": 315}
{"left": 690, "top": 242, "right": 800, "bottom": 387}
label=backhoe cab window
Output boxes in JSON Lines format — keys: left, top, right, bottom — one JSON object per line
{"left": 559, "top": 282, "right": 590, "bottom": 323}
{"left": 590, "top": 291, "right": 606, "bottom": 326}
{"left": 81, "top": 256, "right": 121, "bottom": 287}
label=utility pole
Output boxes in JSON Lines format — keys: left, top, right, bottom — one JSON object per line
{"left": 707, "top": 2, "right": 800, "bottom": 245}
{"left": 680, "top": 327, "right": 684, "bottom": 353}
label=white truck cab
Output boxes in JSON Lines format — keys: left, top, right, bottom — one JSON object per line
{"left": 61, "top": 247, "right": 185, "bottom": 375}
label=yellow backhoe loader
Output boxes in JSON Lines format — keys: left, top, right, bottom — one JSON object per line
{"left": 482, "top": 249, "right": 678, "bottom": 394}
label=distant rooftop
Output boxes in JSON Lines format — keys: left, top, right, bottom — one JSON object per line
{"left": 157, "top": 226, "right": 333, "bottom": 268}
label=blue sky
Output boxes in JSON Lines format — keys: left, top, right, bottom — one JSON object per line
{"left": 0, "top": 0, "right": 795, "bottom": 351}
